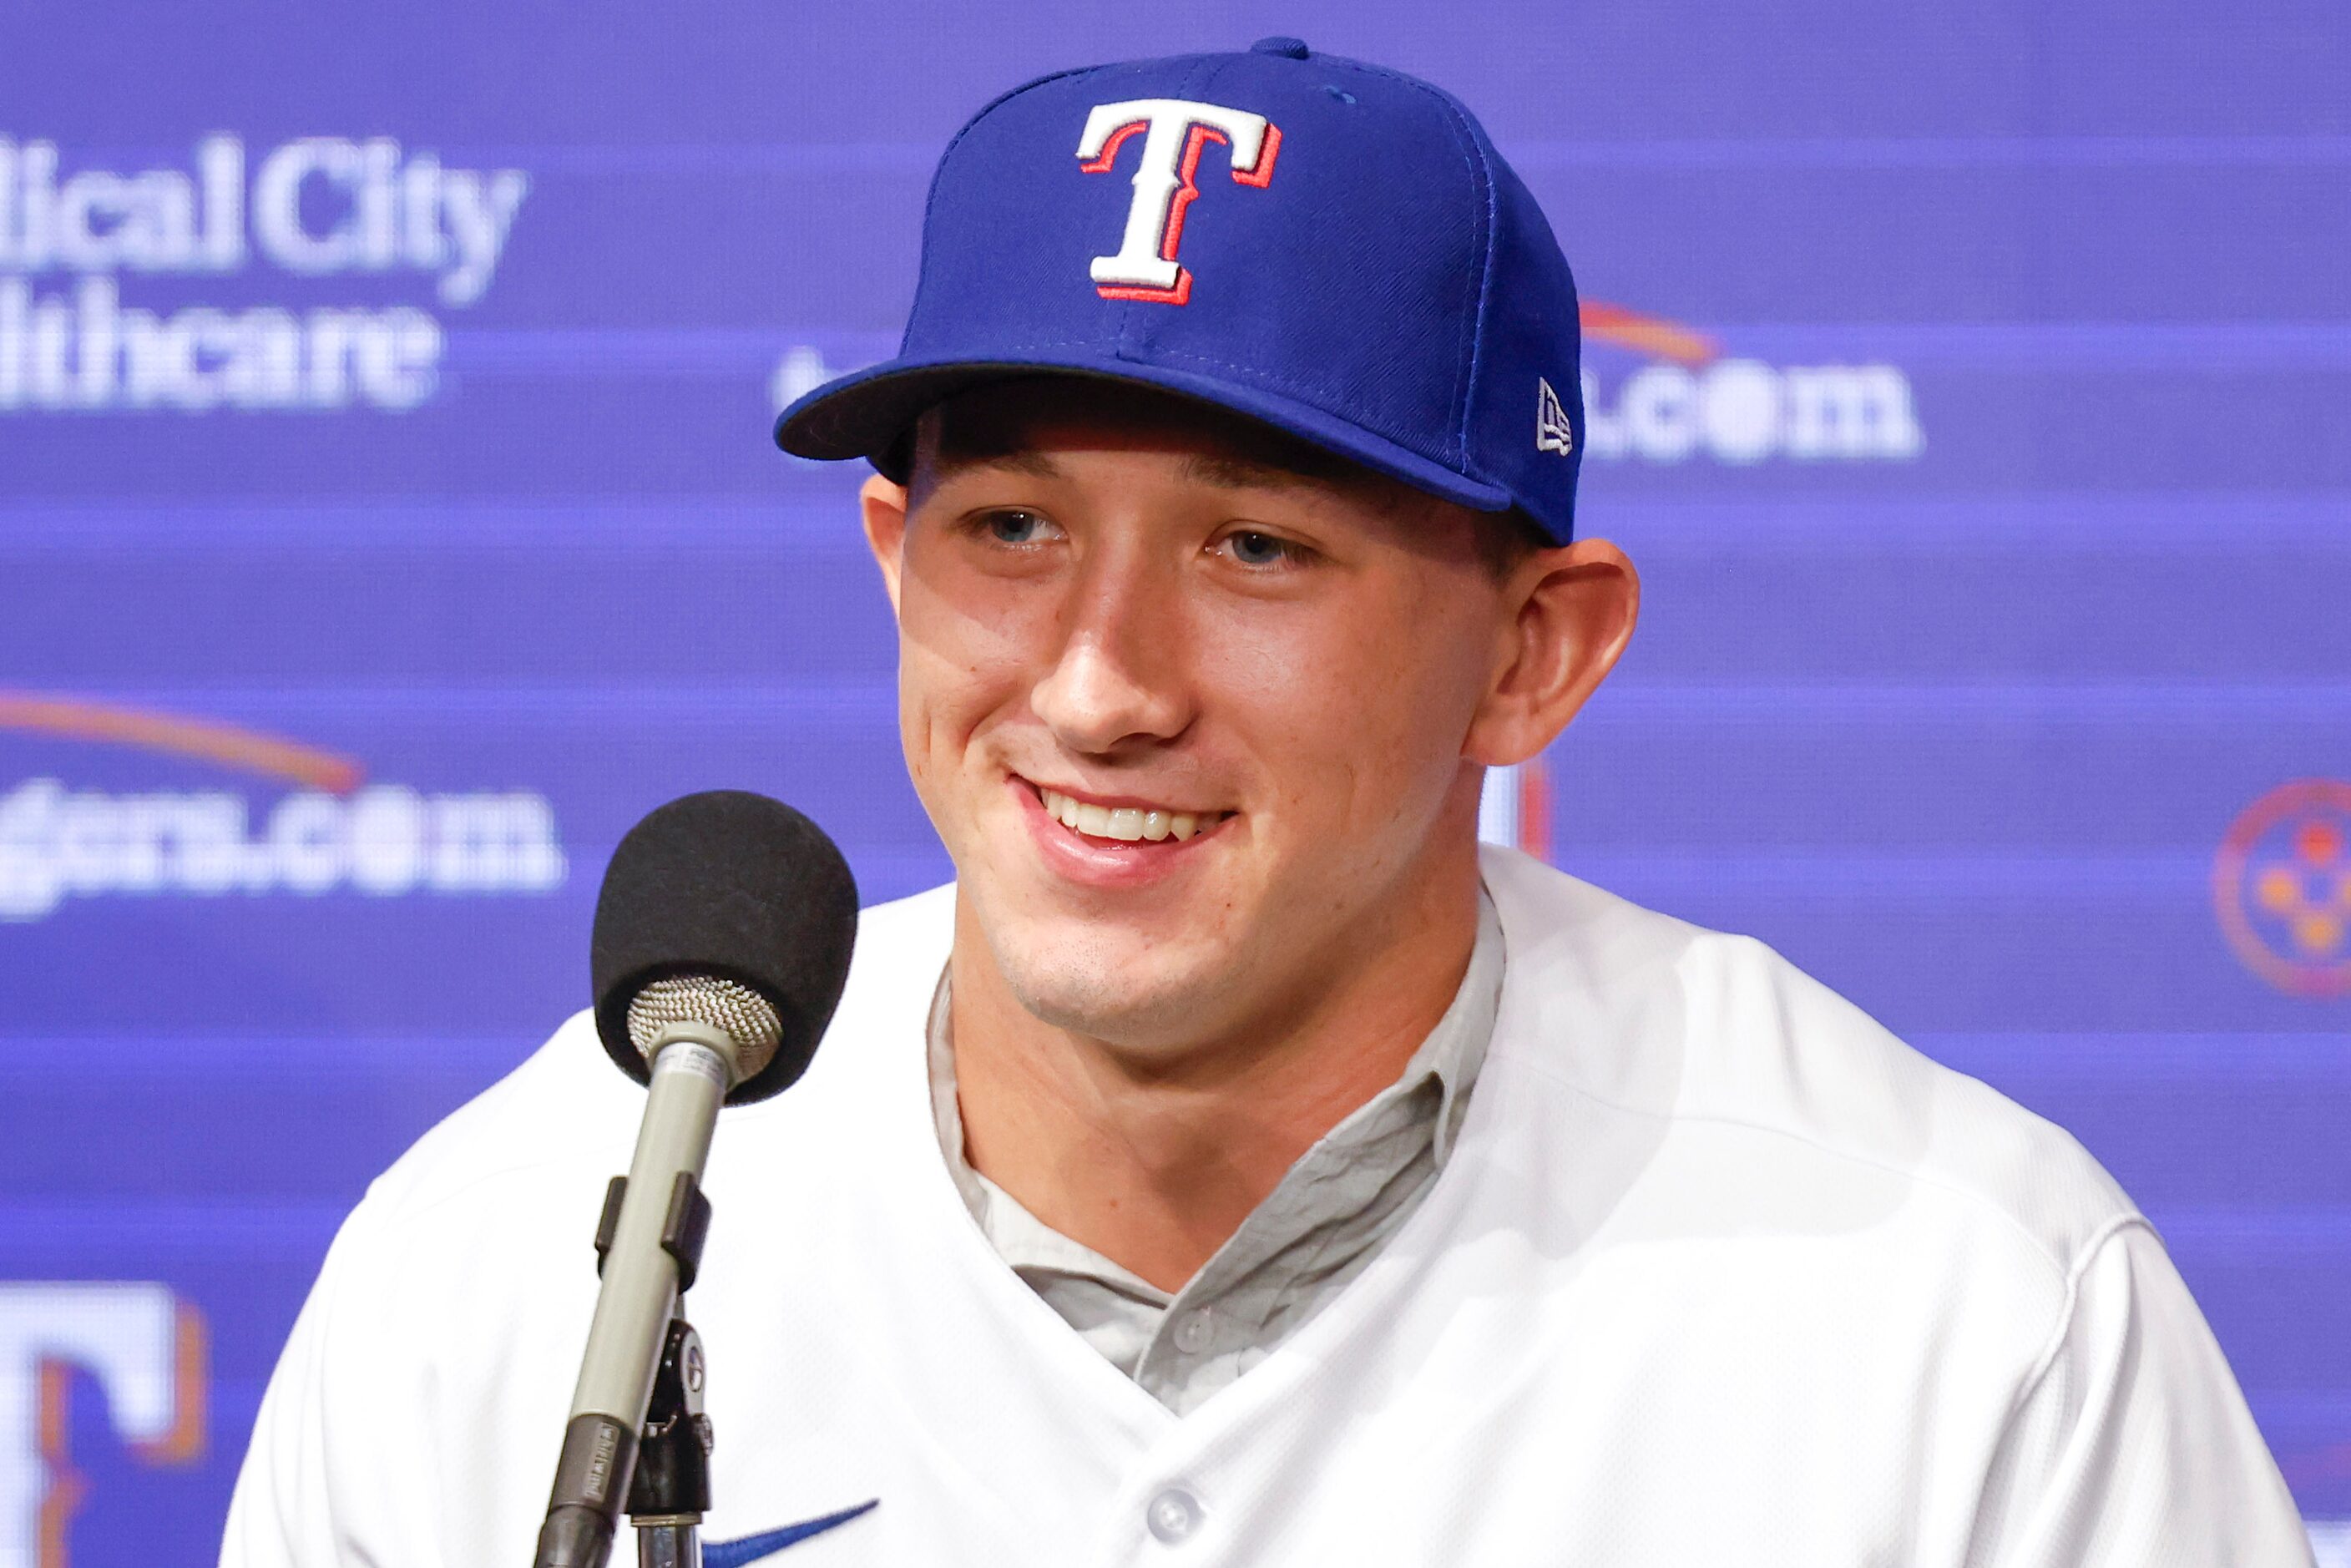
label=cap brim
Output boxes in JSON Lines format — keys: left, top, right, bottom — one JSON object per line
{"left": 773, "top": 351, "right": 1514, "bottom": 514}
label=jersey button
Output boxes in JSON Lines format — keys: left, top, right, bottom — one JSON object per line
{"left": 1146, "top": 1487, "right": 1203, "bottom": 1544}
{"left": 1172, "top": 1310, "right": 1213, "bottom": 1353}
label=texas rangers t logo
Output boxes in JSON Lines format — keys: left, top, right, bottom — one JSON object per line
{"left": 1076, "top": 99, "right": 1282, "bottom": 304}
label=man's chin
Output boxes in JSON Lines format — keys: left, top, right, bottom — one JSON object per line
{"left": 991, "top": 938, "right": 1231, "bottom": 1051}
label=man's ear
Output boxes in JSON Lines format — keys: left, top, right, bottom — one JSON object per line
{"left": 1464, "top": 539, "right": 1640, "bottom": 767}
{"left": 860, "top": 473, "right": 909, "bottom": 616}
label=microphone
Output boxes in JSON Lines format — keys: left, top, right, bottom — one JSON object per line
{"left": 534, "top": 791, "right": 857, "bottom": 1568}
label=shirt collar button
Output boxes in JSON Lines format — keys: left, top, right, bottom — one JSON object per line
{"left": 1147, "top": 1488, "right": 1204, "bottom": 1543}
{"left": 1173, "top": 1310, "right": 1213, "bottom": 1353}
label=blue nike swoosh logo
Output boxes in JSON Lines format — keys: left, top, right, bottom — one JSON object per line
{"left": 704, "top": 1500, "right": 878, "bottom": 1567}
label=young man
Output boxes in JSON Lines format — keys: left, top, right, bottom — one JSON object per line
{"left": 225, "top": 39, "right": 2309, "bottom": 1565}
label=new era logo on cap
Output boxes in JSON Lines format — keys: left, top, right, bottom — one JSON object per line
{"left": 776, "top": 38, "right": 1589, "bottom": 543}
{"left": 1536, "top": 377, "right": 1574, "bottom": 456}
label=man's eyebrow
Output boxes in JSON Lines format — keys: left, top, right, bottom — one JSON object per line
{"left": 927, "top": 445, "right": 1347, "bottom": 493}
{"left": 934, "top": 448, "right": 1064, "bottom": 481}
{"left": 1175, "top": 453, "right": 1323, "bottom": 491}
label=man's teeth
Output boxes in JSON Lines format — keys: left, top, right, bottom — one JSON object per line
{"left": 1037, "top": 788, "right": 1220, "bottom": 842}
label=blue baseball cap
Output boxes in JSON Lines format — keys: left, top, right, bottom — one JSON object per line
{"left": 775, "top": 38, "right": 1587, "bottom": 543}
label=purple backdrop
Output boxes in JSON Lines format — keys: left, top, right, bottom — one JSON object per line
{"left": 3, "top": 3, "right": 2348, "bottom": 1560}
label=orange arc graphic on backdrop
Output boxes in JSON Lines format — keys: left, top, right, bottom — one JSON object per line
{"left": 1579, "top": 301, "right": 1720, "bottom": 366}
{"left": 0, "top": 691, "right": 364, "bottom": 794}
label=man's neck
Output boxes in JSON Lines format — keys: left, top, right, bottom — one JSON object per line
{"left": 947, "top": 857, "right": 1483, "bottom": 1294}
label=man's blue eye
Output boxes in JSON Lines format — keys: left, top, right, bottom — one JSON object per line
{"left": 1226, "top": 530, "right": 1290, "bottom": 566}
{"left": 985, "top": 511, "right": 1045, "bottom": 544}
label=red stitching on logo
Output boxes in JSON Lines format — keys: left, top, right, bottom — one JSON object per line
{"left": 1096, "top": 276, "right": 1194, "bottom": 305}
{"left": 1231, "top": 122, "right": 1281, "bottom": 187}
{"left": 1076, "top": 119, "right": 1148, "bottom": 175}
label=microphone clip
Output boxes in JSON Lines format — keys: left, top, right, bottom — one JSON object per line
{"left": 594, "top": 1172, "right": 714, "bottom": 1293}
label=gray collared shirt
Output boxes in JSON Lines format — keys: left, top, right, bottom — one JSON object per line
{"left": 929, "top": 889, "right": 1504, "bottom": 1414}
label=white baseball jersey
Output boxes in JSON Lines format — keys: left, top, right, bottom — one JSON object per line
{"left": 221, "top": 847, "right": 2310, "bottom": 1566}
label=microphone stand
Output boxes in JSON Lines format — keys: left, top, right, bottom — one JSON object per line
{"left": 552, "top": 1170, "right": 717, "bottom": 1568}
{"left": 626, "top": 1318, "right": 713, "bottom": 1568}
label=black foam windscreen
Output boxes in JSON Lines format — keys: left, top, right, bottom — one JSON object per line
{"left": 590, "top": 791, "right": 859, "bottom": 1105}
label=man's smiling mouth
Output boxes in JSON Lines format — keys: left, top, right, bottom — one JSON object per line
{"left": 1031, "top": 783, "right": 1234, "bottom": 844}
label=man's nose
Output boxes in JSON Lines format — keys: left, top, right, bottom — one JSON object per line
{"left": 1029, "top": 551, "right": 1193, "bottom": 755}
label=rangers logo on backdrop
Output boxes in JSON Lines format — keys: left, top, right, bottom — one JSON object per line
{"left": 0, "top": 1283, "right": 205, "bottom": 1568}
{"left": 0, "top": 136, "right": 527, "bottom": 414}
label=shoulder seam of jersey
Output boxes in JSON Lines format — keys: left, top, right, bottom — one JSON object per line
{"left": 1496, "top": 1049, "right": 2139, "bottom": 1286}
